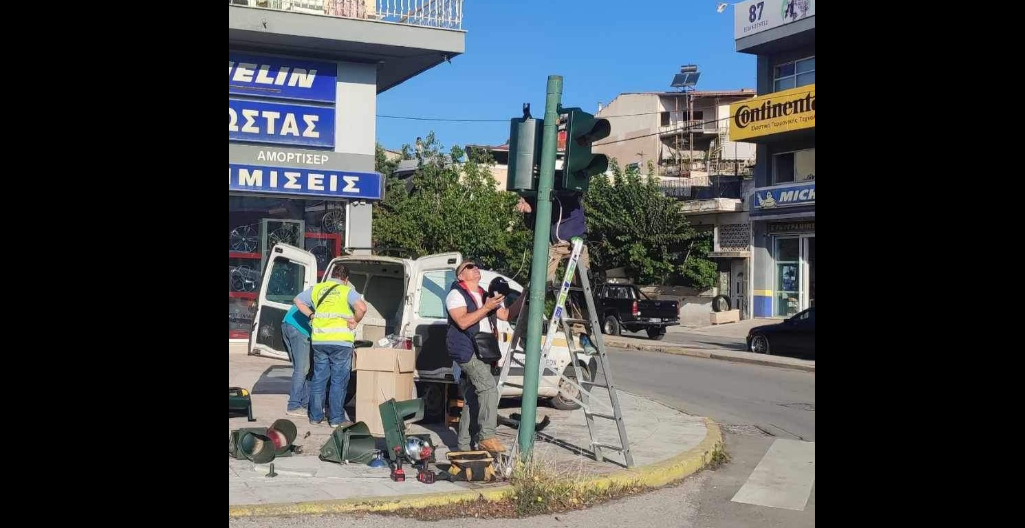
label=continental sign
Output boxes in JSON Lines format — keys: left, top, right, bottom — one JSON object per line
{"left": 729, "top": 84, "right": 815, "bottom": 141}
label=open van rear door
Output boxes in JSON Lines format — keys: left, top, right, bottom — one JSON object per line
{"left": 249, "top": 243, "right": 318, "bottom": 361}
{"left": 409, "top": 253, "right": 461, "bottom": 376}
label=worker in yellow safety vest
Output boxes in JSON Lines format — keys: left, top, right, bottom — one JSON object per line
{"left": 294, "top": 264, "right": 367, "bottom": 428}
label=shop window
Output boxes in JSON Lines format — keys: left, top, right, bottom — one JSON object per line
{"left": 229, "top": 195, "right": 348, "bottom": 339}
{"left": 419, "top": 270, "right": 456, "bottom": 319}
{"left": 773, "top": 57, "right": 815, "bottom": 92}
{"left": 772, "top": 148, "right": 815, "bottom": 184}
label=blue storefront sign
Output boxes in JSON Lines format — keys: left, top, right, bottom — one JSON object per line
{"left": 229, "top": 52, "right": 337, "bottom": 103}
{"left": 229, "top": 164, "right": 383, "bottom": 201}
{"left": 229, "top": 98, "right": 335, "bottom": 148}
{"left": 753, "top": 182, "right": 815, "bottom": 209}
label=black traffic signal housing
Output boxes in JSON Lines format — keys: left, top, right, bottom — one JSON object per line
{"left": 558, "top": 107, "right": 610, "bottom": 193}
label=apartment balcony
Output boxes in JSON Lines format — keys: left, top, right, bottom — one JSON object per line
{"left": 229, "top": 1, "right": 462, "bottom": 28}
{"left": 658, "top": 120, "right": 719, "bottom": 136}
{"left": 229, "top": 0, "right": 466, "bottom": 93}
{"left": 660, "top": 175, "right": 749, "bottom": 215}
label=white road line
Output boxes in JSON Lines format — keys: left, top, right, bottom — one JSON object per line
{"left": 731, "top": 438, "right": 815, "bottom": 511}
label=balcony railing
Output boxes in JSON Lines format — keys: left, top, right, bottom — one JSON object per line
{"left": 660, "top": 175, "right": 744, "bottom": 201}
{"left": 229, "top": 0, "right": 464, "bottom": 30}
{"left": 658, "top": 120, "right": 716, "bottom": 135}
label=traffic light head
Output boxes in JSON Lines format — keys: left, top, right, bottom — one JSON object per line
{"left": 508, "top": 116, "right": 543, "bottom": 194}
{"left": 267, "top": 419, "right": 298, "bottom": 456}
{"left": 560, "top": 108, "right": 610, "bottom": 193}
{"left": 319, "top": 421, "right": 377, "bottom": 464}
{"left": 229, "top": 428, "right": 277, "bottom": 463}
{"left": 379, "top": 397, "right": 424, "bottom": 462}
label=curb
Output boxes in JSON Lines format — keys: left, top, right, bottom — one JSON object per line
{"left": 602, "top": 338, "right": 814, "bottom": 373}
{"left": 227, "top": 418, "right": 723, "bottom": 518}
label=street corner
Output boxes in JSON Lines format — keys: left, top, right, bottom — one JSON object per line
{"left": 229, "top": 392, "right": 724, "bottom": 518}
{"left": 602, "top": 417, "right": 725, "bottom": 490}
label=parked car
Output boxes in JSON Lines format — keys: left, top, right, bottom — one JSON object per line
{"left": 746, "top": 307, "right": 815, "bottom": 358}
{"left": 591, "top": 283, "right": 680, "bottom": 340}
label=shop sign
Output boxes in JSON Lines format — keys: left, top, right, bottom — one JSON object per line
{"left": 767, "top": 221, "right": 815, "bottom": 234}
{"left": 229, "top": 52, "right": 337, "bottom": 103}
{"left": 729, "top": 84, "right": 815, "bottom": 141}
{"left": 734, "top": 0, "right": 815, "bottom": 40}
{"left": 229, "top": 98, "right": 335, "bottom": 148}
{"left": 753, "top": 181, "right": 814, "bottom": 209}
{"left": 229, "top": 164, "right": 383, "bottom": 201}
{"left": 228, "top": 144, "right": 363, "bottom": 171}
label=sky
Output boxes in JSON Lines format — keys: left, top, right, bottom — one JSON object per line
{"left": 375, "top": 0, "right": 757, "bottom": 153}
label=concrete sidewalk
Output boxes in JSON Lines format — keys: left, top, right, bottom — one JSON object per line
{"left": 673, "top": 318, "right": 785, "bottom": 339}
{"left": 229, "top": 352, "right": 721, "bottom": 516}
{"left": 602, "top": 335, "right": 814, "bottom": 372}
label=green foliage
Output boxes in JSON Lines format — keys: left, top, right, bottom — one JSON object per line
{"left": 373, "top": 138, "right": 718, "bottom": 290}
{"left": 681, "top": 231, "right": 718, "bottom": 291}
{"left": 585, "top": 161, "right": 709, "bottom": 286}
{"left": 373, "top": 133, "right": 532, "bottom": 277}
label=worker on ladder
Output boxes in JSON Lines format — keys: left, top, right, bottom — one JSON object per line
{"left": 512, "top": 193, "right": 592, "bottom": 330}
{"left": 515, "top": 193, "right": 589, "bottom": 286}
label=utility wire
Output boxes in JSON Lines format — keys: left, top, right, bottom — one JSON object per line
{"left": 376, "top": 87, "right": 815, "bottom": 146}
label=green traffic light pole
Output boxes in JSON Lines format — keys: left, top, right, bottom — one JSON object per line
{"left": 517, "top": 75, "right": 562, "bottom": 460}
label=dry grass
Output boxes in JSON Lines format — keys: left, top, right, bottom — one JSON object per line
{"left": 705, "top": 440, "right": 730, "bottom": 469}
{"left": 378, "top": 453, "right": 646, "bottom": 520}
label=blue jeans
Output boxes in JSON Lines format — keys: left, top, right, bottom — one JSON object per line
{"left": 309, "top": 344, "right": 353, "bottom": 425}
{"left": 282, "top": 323, "right": 311, "bottom": 412}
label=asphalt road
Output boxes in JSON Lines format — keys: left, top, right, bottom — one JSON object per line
{"left": 606, "top": 346, "right": 815, "bottom": 441}
{"left": 230, "top": 347, "right": 815, "bottom": 528}
{"left": 605, "top": 346, "right": 815, "bottom": 528}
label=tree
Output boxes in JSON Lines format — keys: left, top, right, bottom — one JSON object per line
{"left": 584, "top": 161, "right": 717, "bottom": 288}
{"left": 373, "top": 134, "right": 533, "bottom": 278}
{"left": 680, "top": 231, "right": 718, "bottom": 291}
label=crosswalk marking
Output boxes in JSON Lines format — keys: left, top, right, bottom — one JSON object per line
{"left": 731, "top": 438, "right": 815, "bottom": 511}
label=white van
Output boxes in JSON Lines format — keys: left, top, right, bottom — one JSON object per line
{"left": 248, "top": 244, "right": 597, "bottom": 419}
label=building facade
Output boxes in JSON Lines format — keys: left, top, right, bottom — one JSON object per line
{"left": 594, "top": 91, "right": 757, "bottom": 178}
{"left": 730, "top": 0, "right": 815, "bottom": 318}
{"left": 592, "top": 90, "right": 758, "bottom": 320}
{"left": 228, "top": 1, "right": 466, "bottom": 340}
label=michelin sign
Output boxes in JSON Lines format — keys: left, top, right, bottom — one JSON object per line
{"left": 754, "top": 182, "right": 814, "bottom": 209}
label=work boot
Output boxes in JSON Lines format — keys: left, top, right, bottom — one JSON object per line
{"left": 479, "top": 437, "right": 507, "bottom": 453}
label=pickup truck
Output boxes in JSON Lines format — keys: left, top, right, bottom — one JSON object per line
{"left": 590, "top": 283, "right": 680, "bottom": 340}
{"left": 247, "top": 244, "right": 597, "bottom": 421}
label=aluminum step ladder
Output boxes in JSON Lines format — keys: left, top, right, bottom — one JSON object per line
{"left": 496, "top": 237, "right": 633, "bottom": 467}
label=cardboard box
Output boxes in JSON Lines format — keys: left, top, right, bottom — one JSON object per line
{"left": 354, "top": 347, "right": 416, "bottom": 436}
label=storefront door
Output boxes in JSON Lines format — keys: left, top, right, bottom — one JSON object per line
{"left": 774, "top": 235, "right": 814, "bottom": 317}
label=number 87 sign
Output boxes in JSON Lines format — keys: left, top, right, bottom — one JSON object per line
{"left": 732, "top": 0, "right": 814, "bottom": 40}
